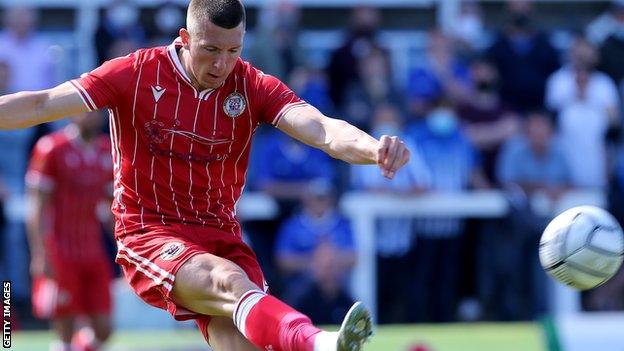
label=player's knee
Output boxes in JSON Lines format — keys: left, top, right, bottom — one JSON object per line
{"left": 212, "top": 264, "right": 256, "bottom": 297}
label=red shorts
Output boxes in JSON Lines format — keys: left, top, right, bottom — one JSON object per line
{"left": 32, "top": 258, "right": 113, "bottom": 319}
{"left": 115, "top": 223, "right": 266, "bottom": 341}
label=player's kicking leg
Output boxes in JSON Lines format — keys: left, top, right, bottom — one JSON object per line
{"left": 172, "top": 253, "right": 373, "bottom": 351}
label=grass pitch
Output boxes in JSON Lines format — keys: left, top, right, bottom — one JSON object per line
{"left": 11, "top": 322, "right": 545, "bottom": 351}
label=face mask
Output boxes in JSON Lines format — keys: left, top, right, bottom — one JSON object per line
{"left": 427, "top": 109, "right": 458, "bottom": 136}
{"left": 107, "top": 4, "right": 139, "bottom": 29}
{"left": 511, "top": 13, "right": 530, "bottom": 30}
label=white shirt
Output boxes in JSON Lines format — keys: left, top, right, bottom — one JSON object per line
{"left": 545, "top": 67, "right": 619, "bottom": 187}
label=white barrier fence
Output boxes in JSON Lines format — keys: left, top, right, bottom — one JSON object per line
{"left": 339, "top": 190, "right": 605, "bottom": 321}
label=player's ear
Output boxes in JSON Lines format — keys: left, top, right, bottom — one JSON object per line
{"left": 179, "top": 28, "right": 190, "bottom": 48}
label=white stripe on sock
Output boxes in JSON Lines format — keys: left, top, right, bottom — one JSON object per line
{"left": 233, "top": 289, "right": 266, "bottom": 338}
{"left": 313, "top": 331, "right": 338, "bottom": 351}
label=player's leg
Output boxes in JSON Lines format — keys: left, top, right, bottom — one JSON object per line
{"left": 49, "top": 316, "right": 75, "bottom": 351}
{"left": 72, "top": 314, "right": 111, "bottom": 351}
{"left": 171, "top": 253, "right": 373, "bottom": 351}
{"left": 202, "top": 316, "right": 256, "bottom": 351}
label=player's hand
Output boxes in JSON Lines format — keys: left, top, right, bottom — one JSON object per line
{"left": 377, "top": 135, "right": 410, "bottom": 179}
{"left": 30, "top": 255, "right": 54, "bottom": 278}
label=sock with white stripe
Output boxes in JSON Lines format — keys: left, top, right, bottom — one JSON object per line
{"left": 233, "top": 289, "right": 322, "bottom": 351}
{"left": 49, "top": 340, "right": 75, "bottom": 351}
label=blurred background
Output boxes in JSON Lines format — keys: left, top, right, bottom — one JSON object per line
{"left": 2, "top": 0, "right": 624, "bottom": 350}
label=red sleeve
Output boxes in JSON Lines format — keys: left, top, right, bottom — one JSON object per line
{"left": 69, "top": 52, "right": 138, "bottom": 110}
{"left": 252, "top": 69, "right": 308, "bottom": 126}
{"left": 25, "top": 136, "right": 58, "bottom": 192}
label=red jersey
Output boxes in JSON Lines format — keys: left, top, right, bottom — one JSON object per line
{"left": 71, "top": 39, "right": 306, "bottom": 237}
{"left": 26, "top": 127, "right": 113, "bottom": 261}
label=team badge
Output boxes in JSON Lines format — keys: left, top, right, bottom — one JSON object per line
{"left": 223, "top": 92, "right": 246, "bottom": 118}
{"left": 160, "top": 242, "right": 185, "bottom": 261}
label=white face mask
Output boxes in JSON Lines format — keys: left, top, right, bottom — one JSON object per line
{"left": 426, "top": 108, "right": 458, "bottom": 136}
{"left": 107, "top": 4, "right": 139, "bottom": 29}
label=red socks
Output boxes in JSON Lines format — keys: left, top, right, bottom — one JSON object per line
{"left": 233, "top": 290, "right": 322, "bottom": 351}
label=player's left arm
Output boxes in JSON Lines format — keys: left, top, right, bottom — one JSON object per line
{"left": 276, "top": 105, "right": 410, "bottom": 179}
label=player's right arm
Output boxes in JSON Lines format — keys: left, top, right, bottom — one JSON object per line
{"left": 26, "top": 186, "right": 53, "bottom": 277}
{"left": 0, "top": 81, "right": 90, "bottom": 130}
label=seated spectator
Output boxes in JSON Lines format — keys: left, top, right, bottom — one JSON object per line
{"left": 457, "top": 57, "right": 520, "bottom": 184}
{"left": 287, "top": 242, "right": 355, "bottom": 325}
{"left": 252, "top": 129, "right": 336, "bottom": 202}
{"left": 492, "top": 111, "right": 572, "bottom": 320}
{"left": 407, "top": 101, "right": 489, "bottom": 323}
{"left": 274, "top": 180, "right": 355, "bottom": 296}
{"left": 546, "top": 36, "right": 620, "bottom": 188}
{"left": 351, "top": 103, "right": 431, "bottom": 323}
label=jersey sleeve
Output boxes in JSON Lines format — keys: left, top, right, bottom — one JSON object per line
{"left": 252, "top": 70, "right": 308, "bottom": 126}
{"left": 69, "top": 52, "right": 138, "bottom": 111}
{"left": 26, "top": 136, "right": 58, "bottom": 193}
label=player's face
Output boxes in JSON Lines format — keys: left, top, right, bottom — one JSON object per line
{"left": 182, "top": 20, "right": 244, "bottom": 90}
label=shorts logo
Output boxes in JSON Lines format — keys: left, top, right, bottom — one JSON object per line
{"left": 160, "top": 242, "right": 185, "bottom": 261}
{"left": 223, "top": 92, "right": 246, "bottom": 118}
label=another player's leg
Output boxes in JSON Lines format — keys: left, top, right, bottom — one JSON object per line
{"left": 172, "top": 253, "right": 373, "bottom": 351}
{"left": 49, "top": 316, "right": 75, "bottom": 351}
{"left": 72, "top": 314, "right": 111, "bottom": 351}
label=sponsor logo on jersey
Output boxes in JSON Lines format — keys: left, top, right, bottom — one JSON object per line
{"left": 160, "top": 242, "right": 185, "bottom": 261}
{"left": 223, "top": 92, "right": 246, "bottom": 118}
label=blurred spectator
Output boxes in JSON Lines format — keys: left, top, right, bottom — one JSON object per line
{"left": 487, "top": 0, "right": 559, "bottom": 112}
{"left": 449, "top": 1, "right": 487, "bottom": 54}
{"left": 326, "top": 6, "right": 390, "bottom": 110}
{"left": 587, "top": 0, "right": 624, "bottom": 46}
{"left": 287, "top": 243, "right": 355, "bottom": 325}
{"left": 274, "top": 180, "right": 355, "bottom": 324}
{"left": 252, "top": 129, "right": 336, "bottom": 203}
{"left": 407, "top": 29, "right": 472, "bottom": 111}
{"left": 457, "top": 58, "right": 520, "bottom": 183}
{"left": 288, "top": 66, "right": 334, "bottom": 116}
{"left": 342, "top": 47, "right": 401, "bottom": 130}
{"left": 0, "top": 6, "right": 55, "bottom": 92}
{"left": 95, "top": 0, "right": 146, "bottom": 64}
{"left": 0, "top": 55, "right": 38, "bottom": 313}
{"left": 493, "top": 111, "right": 571, "bottom": 319}
{"left": 351, "top": 104, "right": 431, "bottom": 323}
{"left": 497, "top": 111, "right": 572, "bottom": 198}
{"left": 407, "top": 101, "right": 488, "bottom": 322}
{"left": 249, "top": 0, "right": 303, "bottom": 81}
{"left": 546, "top": 37, "right": 619, "bottom": 188}
{"left": 106, "top": 38, "right": 141, "bottom": 61}
{"left": 149, "top": 1, "right": 185, "bottom": 45}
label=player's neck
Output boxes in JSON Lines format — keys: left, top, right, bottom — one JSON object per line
{"left": 178, "top": 48, "right": 208, "bottom": 91}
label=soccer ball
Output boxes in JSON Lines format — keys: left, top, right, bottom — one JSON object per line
{"left": 539, "top": 206, "right": 624, "bottom": 290}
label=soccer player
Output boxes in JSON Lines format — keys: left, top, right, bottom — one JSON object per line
{"left": 26, "top": 111, "right": 113, "bottom": 351}
{"left": 1, "top": 1, "right": 410, "bottom": 350}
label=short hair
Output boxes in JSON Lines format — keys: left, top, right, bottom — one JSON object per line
{"left": 187, "top": 0, "right": 245, "bottom": 33}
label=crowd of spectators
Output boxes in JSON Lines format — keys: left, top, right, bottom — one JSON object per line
{"left": 2, "top": 0, "right": 624, "bottom": 329}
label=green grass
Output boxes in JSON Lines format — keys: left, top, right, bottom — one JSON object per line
{"left": 11, "top": 323, "right": 545, "bottom": 351}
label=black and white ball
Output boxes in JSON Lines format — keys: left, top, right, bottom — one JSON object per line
{"left": 539, "top": 206, "right": 624, "bottom": 290}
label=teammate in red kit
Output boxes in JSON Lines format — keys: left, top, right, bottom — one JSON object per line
{"left": 26, "top": 111, "right": 113, "bottom": 351}
{"left": 1, "top": 1, "right": 410, "bottom": 350}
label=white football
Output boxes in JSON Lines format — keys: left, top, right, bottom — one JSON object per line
{"left": 539, "top": 206, "right": 624, "bottom": 290}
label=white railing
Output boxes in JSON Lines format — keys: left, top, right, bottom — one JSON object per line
{"left": 339, "top": 190, "right": 605, "bottom": 321}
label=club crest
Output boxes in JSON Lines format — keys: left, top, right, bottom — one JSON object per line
{"left": 223, "top": 92, "right": 246, "bottom": 118}
{"left": 160, "top": 242, "right": 185, "bottom": 261}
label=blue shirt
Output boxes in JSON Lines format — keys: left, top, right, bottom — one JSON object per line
{"left": 497, "top": 136, "right": 570, "bottom": 186}
{"left": 252, "top": 129, "right": 335, "bottom": 188}
{"left": 275, "top": 210, "right": 354, "bottom": 255}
